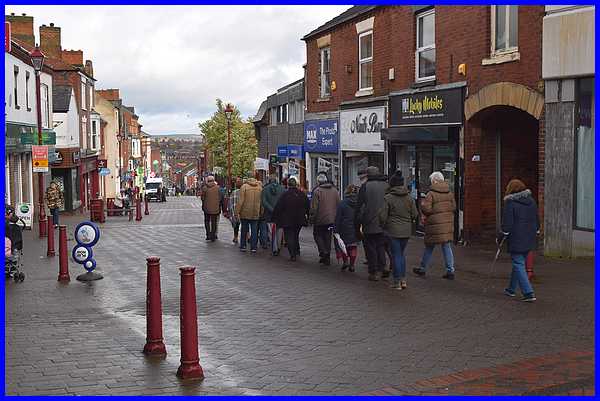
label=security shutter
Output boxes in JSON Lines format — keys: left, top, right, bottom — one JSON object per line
{"left": 20, "top": 153, "right": 31, "bottom": 203}
{"left": 8, "top": 154, "right": 20, "bottom": 205}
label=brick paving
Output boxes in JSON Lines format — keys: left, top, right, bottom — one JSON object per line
{"left": 4, "top": 196, "right": 595, "bottom": 395}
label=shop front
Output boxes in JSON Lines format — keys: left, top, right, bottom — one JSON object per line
{"left": 303, "top": 118, "right": 340, "bottom": 191}
{"left": 275, "top": 144, "right": 306, "bottom": 187}
{"left": 50, "top": 148, "right": 82, "bottom": 212}
{"left": 80, "top": 154, "right": 100, "bottom": 211}
{"left": 339, "top": 105, "right": 386, "bottom": 189}
{"left": 383, "top": 83, "right": 465, "bottom": 239}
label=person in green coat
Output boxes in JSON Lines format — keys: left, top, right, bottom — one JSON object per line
{"left": 379, "top": 171, "right": 418, "bottom": 290}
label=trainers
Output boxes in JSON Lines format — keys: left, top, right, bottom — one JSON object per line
{"left": 368, "top": 273, "right": 379, "bottom": 282}
{"left": 240, "top": 248, "right": 247, "bottom": 253}
{"left": 521, "top": 293, "right": 537, "bottom": 302}
{"left": 390, "top": 281, "right": 400, "bottom": 289}
{"left": 400, "top": 281, "right": 407, "bottom": 289}
{"left": 504, "top": 288, "right": 516, "bottom": 297}
{"left": 413, "top": 267, "right": 426, "bottom": 276}
{"left": 251, "top": 249, "right": 257, "bottom": 254}
{"left": 442, "top": 272, "right": 455, "bottom": 280}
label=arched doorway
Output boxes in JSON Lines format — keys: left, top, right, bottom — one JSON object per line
{"left": 464, "top": 82, "right": 543, "bottom": 239}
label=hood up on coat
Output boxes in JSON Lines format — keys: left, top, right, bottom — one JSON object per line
{"left": 246, "top": 178, "right": 259, "bottom": 187}
{"left": 430, "top": 181, "right": 450, "bottom": 193}
{"left": 389, "top": 186, "right": 409, "bottom": 196}
{"left": 503, "top": 189, "right": 534, "bottom": 205}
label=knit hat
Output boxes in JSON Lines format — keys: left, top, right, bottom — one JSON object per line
{"left": 389, "top": 170, "right": 404, "bottom": 187}
{"left": 366, "top": 166, "right": 379, "bottom": 177}
{"left": 505, "top": 179, "right": 527, "bottom": 196}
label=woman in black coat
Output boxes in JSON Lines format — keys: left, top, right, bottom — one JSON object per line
{"left": 271, "top": 177, "right": 309, "bottom": 261}
{"left": 334, "top": 185, "right": 360, "bottom": 272}
{"left": 499, "top": 178, "right": 539, "bottom": 302}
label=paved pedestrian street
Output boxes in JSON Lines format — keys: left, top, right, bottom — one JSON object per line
{"left": 5, "top": 197, "right": 594, "bottom": 395}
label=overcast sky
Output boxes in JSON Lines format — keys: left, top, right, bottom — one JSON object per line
{"left": 5, "top": 5, "right": 350, "bottom": 135}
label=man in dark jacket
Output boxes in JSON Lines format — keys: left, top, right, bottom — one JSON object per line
{"left": 356, "top": 166, "right": 389, "bottom": 281}
{"left": 500, "top": 179, "right": 539, "bottom": 302}
{"left": 309, "top": 172, "right": 340, "bottom": 266}
{"left": 262, "top": 175, "right": 285, "bottom": 255}
{"left": 272, "top": 177, "right": 309, "bottom": 261}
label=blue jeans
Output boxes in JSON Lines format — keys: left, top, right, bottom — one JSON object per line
{"left": 420, "top": 241, "right": 455, "bottom": 273}
{"left": 508, "top": 253, "right": 534, "bottom": 296}
{"left": 240, "top": 219, "right": 258, "bottom": 251}
{"left": 50, "top": 208, "right": 59, "bottom": 226}
{"left": 389, "top": 237, "right": 408, "bottom": 280}
{"left": 258, "top": 220, "right": 269, "bottom": 248}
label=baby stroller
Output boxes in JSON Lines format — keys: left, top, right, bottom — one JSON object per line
{"left": 5, "top": 207, "right": 25, "bottom": 282}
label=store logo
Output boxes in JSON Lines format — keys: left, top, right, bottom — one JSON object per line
{"left": 19, "top": 204, "right": 29, "bottom": 213}
{"left": 305, "top": 125, "right": 317, "bottom": 145}
{"left": 404, "top": 95, "right": 444, "bottom": 115}
{"left": 350, "top": 112, "right": 383, "bottom": 134}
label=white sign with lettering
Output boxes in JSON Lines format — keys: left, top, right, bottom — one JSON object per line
{"left": 340, "top": 106, "right": 386, "bottom": 152}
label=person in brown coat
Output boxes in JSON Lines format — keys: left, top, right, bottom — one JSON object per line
{"left": 201, "top": 176, "right": 222, "bottom": 242}
{"left": 413, "top": 171, "right": 456, "bottom": 280}
{"left": 235, "top": 177, "right": 262, "bottom": 253}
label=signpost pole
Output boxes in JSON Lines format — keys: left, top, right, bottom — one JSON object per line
{"left": 35, "top": 70, "right": 47, "bottom": 238}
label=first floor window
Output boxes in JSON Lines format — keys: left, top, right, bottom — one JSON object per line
{"left": 25, "top": 71, "right": 30, "bottom": 110}
{"left": 416, "top": 9, "right": 435, "bottom": 80}
{"left": 320, "top": 47, "right": 331, "bottom": 97}
{"left": 492, "top": 5, "right": 518, "bottom": 54}
{"left": 41, "top": 84, "right": 49, "bottom": 129}
{"left": 14, "top": 66, "right": 19, "bottom": 109}
{"left": 359, "top": 31, "right": 373, "bottom": 90}
{"left": 575, "top": 77, "right": 595, "bottom": 230}
{"left": 91, "top": 120, "right": 98, "bottom": 150}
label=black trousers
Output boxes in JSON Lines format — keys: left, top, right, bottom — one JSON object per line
{"left": 364, "top": 233, "right": 388, "bottom": 274}
{"left": 284, "top": 226, "right": 302, "bottom": 257}
{"left": 204, "top": 213, "right": 219, "bottom": 240}
{"left": 313, "top": 224, "right": 333, "bottom": 258}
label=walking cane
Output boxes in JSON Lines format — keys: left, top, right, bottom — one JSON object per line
{"left": 483, "top": 236, "right": 506, "bottom": 294}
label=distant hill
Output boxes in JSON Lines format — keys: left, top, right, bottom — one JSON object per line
{"left": 149, "top": 133, "right": 203, "bottom": 143}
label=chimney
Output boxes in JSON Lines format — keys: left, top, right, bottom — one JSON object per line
{"left": 5, "top": 13, "right": 34, "bottom": 47}
{"left": 39, "top": 23, "right": 61, "bottom": 59}
{"left": 96, "top": 89, "right": 120, "bottom": 101}
{"left": 84, "top": 60, "right": 94, "bottom": 78}
{"left": 61, "top": 49, "right": 83, "bottom": 66}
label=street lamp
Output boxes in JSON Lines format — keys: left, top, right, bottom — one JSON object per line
{"left": 31, "top": 45, "right": 47, "bottom": 238}
{"left": 224, "top": 103, "right": 234, "bottom": 189}
{"left": 116, "top": 133, "right": 123, "bottom": 190}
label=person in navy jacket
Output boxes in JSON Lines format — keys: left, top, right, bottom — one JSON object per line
{"left": 499, "top": 179, "right": 540, "bottom": 302}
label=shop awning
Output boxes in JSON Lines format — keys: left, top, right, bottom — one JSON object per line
{"left": 381, "top": 126, "right": 453, "bottom": 143}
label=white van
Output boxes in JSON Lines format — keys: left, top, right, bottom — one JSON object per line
{"left": 145, "top": 177, "right": 163, "bottom": 201}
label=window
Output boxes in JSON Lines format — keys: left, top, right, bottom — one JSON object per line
{"left": 89, "top": 84, "right": 94, "bottom": 108}
{"left": 359, "top": 31, "right": 373, "bottom": 90}
{"left": 25, "top": 71, "right": 30, "bottom": 110}
{"left": 270, "top": 108, "right": 277, "bottom": 126}
{"left": 277, "top": 104, "right": 288, "bottom": 124}
{"left": 41, "top": 84, "right": 49, "bottom": 129}
{"left": 81, "top": 79, "right": 86, "bottom": 110}
{"left": 81, "top": 118, "right": 87, "bottom": 145}
{"left": 320, "top": 47, "right": 331, "bottom": 98}
{"left": 416, "top": 9, "right": 435, "bottom": 81}
{"left": 91, "top": 120, "right": 98, "bottom": 150}
{"left": 574, "top": 77, "right": 594, "bottom": 230}
{"left": 492, "top": 5, "right": 518, "bottom": 54}
{"left": 289, "top": 102, "right": 296, "bottom": 124}
{"left": 295, "top": 101, "right": 304, "bottom": 123}
{"left": 13, "top": 66, "right": 19, "bottom": 109}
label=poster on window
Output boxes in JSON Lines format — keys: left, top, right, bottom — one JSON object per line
{"left": 340, "top": 107, "right": 386, "bottom": 152}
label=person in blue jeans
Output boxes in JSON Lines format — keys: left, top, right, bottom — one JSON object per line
{"left": 379, "top": 171, "right": 418, "bottom": 289}
{"left": 413, "top": 172, "right": 457, "bottom": 280}
{"left": 499, "top": 178, "right": 539, "bottom": 302}
{"left": 240, "top": 219, "right": 259, "bottom": 252}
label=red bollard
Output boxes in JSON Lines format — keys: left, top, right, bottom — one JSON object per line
{"left": 47, "top": 217, "right": 55, "bottom": 257}
{"left": 57, "top": 225, "right": 70, "bottom": 282}
{"left": 526, "top": 251, "right": 535, "bottom": 280}
{"left": 143, "top": 257, "right": 167, "bottom": 356}
{"left": 176, "top": 267, "right": 204, "bottom": 380}
{"left": 144, "top": 195, "right": 149, "bottom": 215}
{"left": 136, "top": 195, "right": 142, "bottom": 221}
{"left": 40, "top": 217, "right": 48, "bottom": 238}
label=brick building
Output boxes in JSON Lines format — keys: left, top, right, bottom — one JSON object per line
{"left": 303, "top": 5, "right": 545, "bottom": 242}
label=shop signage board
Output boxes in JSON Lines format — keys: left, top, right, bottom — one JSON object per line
{"left": 340, "top": 107, "right": 386, "bottom": 152}
{"left": 304, "top": 119, "right": 339, "bottom": 154}
{"left": 254, "top": 157, "right": 269, "bottom": 171}
{"left": 97, "top": 159, "right": 108, "bottom": 169}
{"left": 20, "top": 130, "right": 56, "bottom": 145}
{"left": 32, "top": 145, "right": 49, "bottom": 172}
{"left": 277, "top": 145, "right": 289, "bottom": 158}
{"left": 287, "top": 145, "right": 303, "bottom": 160}
{"left": 16, "top": 203, "right": 32, "bottom": 229}
{"left": 99, "top": 168, "right": 111, "bottom": 176}
{"left": 389, "top": 86, "right": 464, "bottom": 126}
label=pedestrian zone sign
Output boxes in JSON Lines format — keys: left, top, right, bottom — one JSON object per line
{"left": 32, "top": 145, "right": 49, "bottom": 172}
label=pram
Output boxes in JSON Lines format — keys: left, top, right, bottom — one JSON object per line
{"left": 5, "top": 209, "right": 25, "bottom": 283}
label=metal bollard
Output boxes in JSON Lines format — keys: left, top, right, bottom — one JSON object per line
{"left": 144, "top": 195, "right": 149, "bottom": 215}
{"left": 136, "top": 196, "right": 142, "bottom": 221}
{"left": 47, "top": 217, "right": 55, "bottom": 257}
{"left": 143, "top": 257, "right": 167, "bottom": 356}
{"left": 176, "top": 267, "right": 204, "bottom": 380}
{"left": 57, "top": 225, "right": 70, "bottom": 282}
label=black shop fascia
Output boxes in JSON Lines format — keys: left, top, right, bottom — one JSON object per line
{"left": 382, "top": 82, "right": 466, "bottom": 238}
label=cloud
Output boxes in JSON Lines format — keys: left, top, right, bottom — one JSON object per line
{"left": 5, "top": 5, "right": 350, "bottom": 135}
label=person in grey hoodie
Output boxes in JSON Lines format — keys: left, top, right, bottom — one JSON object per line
{"left": 356, "top": 166, "right": 390, "bottom": 281}
{"left": 379, "top": 171, "right": 418, "bottom": 290}
{"left": 261, "top": 174, "right": 285, "bottom": 255}
{"left": 309, "top": 172, "right": 340, "bottom": 266}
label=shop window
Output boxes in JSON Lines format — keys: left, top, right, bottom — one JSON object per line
{"left": 359, "top": 31, "right": 373, "bottom": 90}
{"left": 574, "top": 77, "right": 594, "bottom": 230}
{"left": 416, "top": 9, "right": 435, "bottom": 81}
{"left": 13, "top": 65, "right": 19, "bottom": 109}
{"left": 491, "top": 5, "right": 518, "bottom": 55}
{"left": 320, "top": 47, "right": 331, "bottom": 98}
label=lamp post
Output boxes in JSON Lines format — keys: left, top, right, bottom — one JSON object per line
{"left": 224, "top": 103, "right": 233, "bottom": 189}
{"left": 31, "top": 46, "right": 47, "bottom": 238}
{"left": 117, "top": 133, "right": 123, "bottom": 189}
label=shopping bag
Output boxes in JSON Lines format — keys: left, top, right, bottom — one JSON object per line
{"left": 333, "top": 233, "right": 347, "bottom": 256}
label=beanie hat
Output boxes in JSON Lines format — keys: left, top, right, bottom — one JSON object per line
{"left": 389, "top": 170, "right": 404, "bottom": 187}
{"left": 317, "top": 173, "right": 328, "bottom": 185}
{"left": 366, "top": 166, "right": 379, "bottom": 177}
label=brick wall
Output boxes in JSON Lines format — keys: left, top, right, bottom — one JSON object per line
{"left": 5, "top": 14, "right": 34, "bottom": 47}
{"left": 39, "top": 24, "right": 61, "bottom": 59}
